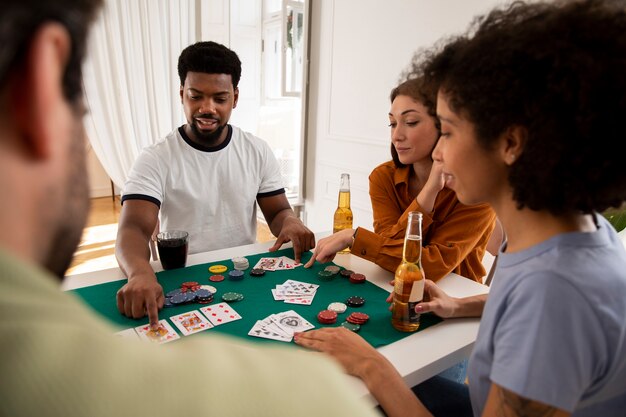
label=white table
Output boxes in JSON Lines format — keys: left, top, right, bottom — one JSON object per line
{"left": 63, "top": 234, "right": 489, "bottom": 403}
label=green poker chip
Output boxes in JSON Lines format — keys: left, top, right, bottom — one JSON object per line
{"left": 324, "top": 265, "right": 341, "bottom": 275}
{"left": 317, "top": 270, "right": 335, "bottom": 281}
{"left": 340, "top": 321, "right": 361, "bottom": 332}
{"left": 221, "top": 292, "right": 244, "bottom": 302}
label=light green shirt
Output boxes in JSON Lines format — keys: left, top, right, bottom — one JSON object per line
{"left": 0, "top": 249, "right": 380, "bottom": 416}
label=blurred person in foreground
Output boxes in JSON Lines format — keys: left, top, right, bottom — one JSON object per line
{"left": 0, "top": 1, "right": 380, "bottom": 416}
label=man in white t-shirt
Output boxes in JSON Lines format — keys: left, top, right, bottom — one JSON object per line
{"left": 116, "top": 41, "right": 315, "bottom": 329}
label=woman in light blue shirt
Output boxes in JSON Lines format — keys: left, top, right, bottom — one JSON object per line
{"left": 295, "top": 1, "right": 626, "bottom": 416}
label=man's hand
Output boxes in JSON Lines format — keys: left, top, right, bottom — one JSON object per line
{"left": 304, "top": 228, "right": 354, "bottom": 268}
{"left": 268, "top": 216, "right": 315, "bottom": 263}
{"left": 116, "top": 274, "right": 164, "bottom": 330}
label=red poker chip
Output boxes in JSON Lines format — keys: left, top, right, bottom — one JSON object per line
{"left": 182, "top": 281, "right": 199, "bottom": 288}
{"left": 346, "top": 316, "right": 367, "bottom": 325}
{"left": 209, "top": 275, "right": 225, "bottom": 282}
{"left": 317, "top": 309, "right": 338, "bottom": 324}
{"left": 350, "top": 312, "right": 369, "bottom": 321}
{"left": 349, "top": 273, "right": 366, "bottom": 284}
{"left": 347, "top": 312, "right": 369, "bottom": 325}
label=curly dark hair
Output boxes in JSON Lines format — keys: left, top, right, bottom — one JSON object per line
{"left": 0, "top": 0, "right": 102, "bottom": 104}
{"left": 177, "top": 41, "right": 242, "bottom": 88}
{"left": 389, "top": 77, "right": 440, "bottom": 168}
{"left": 424, "top": 0, "right": 626, "bottom": 215}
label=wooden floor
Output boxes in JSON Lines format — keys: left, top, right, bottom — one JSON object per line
{"left": 66, "top": 196, "right": 274, "bottom": 275}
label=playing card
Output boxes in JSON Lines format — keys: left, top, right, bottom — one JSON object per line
{"left": 170, "top": 310, "right": 214, "bottom": 336}
{"left": 253, "top": 257, "right": 279, "bottom": 271}
{"left": 271, "top": 288, "right": 287, "bottom": 301}
{"left": 272, "top": 310, "right": 315, "bottom": 336}
{"left": 278, "top": 256, "right": 302, "bottom": 269}
{"left": 248, "top": 320, "right": 293, "bottom": 342}
{"left": 135, "top": 320, "right": 180, "bottom": 344}
{"left": 284, "top": 295, "right": 315, "bottom": 305}
{"left": 200, "top": 302, "right": 242, "bottom": 326}
{"left": 261, "top": 315, "right": 292, "bottom": 337}
{"left": 114, "top": 328, "right": 139, "bottom": 340}
{"left": 281, "top": 280, "right": 319, "bottom": 295}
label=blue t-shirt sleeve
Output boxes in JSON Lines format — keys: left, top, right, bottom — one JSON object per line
{"left": 490, "top": 273, "right": 607, "bottom": 412}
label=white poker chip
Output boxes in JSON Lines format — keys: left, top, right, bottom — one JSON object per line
{"left": 232, "top": 256, "right": 250, "bottom": 270}
{"left": 200, "top": 285, "right": 217, "bottom": 294}
{"left": 328, "top": 302, "right": 347, "bottom": 313}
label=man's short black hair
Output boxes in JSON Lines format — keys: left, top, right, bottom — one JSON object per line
{"left": 177, "top": 41, "right": 242, "bottom": 88}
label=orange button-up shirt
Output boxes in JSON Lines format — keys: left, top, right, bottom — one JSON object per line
{"left": 351, "top": 161, "right": 496, "bottom": 282}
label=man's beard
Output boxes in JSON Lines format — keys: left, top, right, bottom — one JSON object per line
{"left": 43, "top": 120, "right": 90, "bottom": 279}
{"left": 190, "top": 116, "right": 227, "bottom": 145}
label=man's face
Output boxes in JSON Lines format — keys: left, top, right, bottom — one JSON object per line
{"left": 43, "top": 103, "right": 90, "bottom": 278}
{"left": 180, "top": 72, "right": 239, "bottom": 146}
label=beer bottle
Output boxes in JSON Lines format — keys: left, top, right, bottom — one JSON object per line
{"left": 333, "top": 173, "right": 353, "bottom": 254}
{"left": 391, "top": 211, "right": 425, "bottom": 332}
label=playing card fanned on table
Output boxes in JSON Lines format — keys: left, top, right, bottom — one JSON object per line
{"left": 253, "top": 256, "right": 302, "bottom": 271}
{"left": 248, "top": 310, "right": 315, "bottom": 342}
{"left": 271, "top": 279, "right": 318, "bottom": 305}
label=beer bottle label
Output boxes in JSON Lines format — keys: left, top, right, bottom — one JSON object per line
{"left": 408, "top": 279, "right": 424, "bottom": 302}
{"left": 407, "top": 279, "right": 424, "bottom": 323}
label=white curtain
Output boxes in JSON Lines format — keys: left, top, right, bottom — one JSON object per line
{"left": 83, "top": 0, "right": 198, "bottom": 188}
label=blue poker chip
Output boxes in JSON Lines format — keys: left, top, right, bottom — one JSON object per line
{"left": 170, "top": 293, "right": 187, "bottom": 305}
{"left": 163, "top": 298, "right": 174, "bottom": 308}
{"left": 166, "top": 288, "right": 183, "bottom": 298}
{"left": 228, "top": 270, "right": 245, "bottom": 281}
{"left": 194, "top": 289, "right": 212, "bottom": 299}
{"left": 184, "top": 291, "right": 197, "bottom": 303}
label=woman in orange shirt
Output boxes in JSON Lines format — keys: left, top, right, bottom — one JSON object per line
{"left": 306, "top": 77, "right": 496, "bottom": 282}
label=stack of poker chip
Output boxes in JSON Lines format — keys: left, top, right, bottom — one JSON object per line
{"left": 345, "top": 295, "right": 365, "bottom": 307}
{"left": 316, "top": 309, "right": 338, "bottom": 324}
{"left": 349, "top": 272, "right": 366, "bottom": 284}
{"left": 250, "top": 268, "right": 265, "bottom": 277}
{"left": 317, "top": 270, "right": 335, "bottom": 281}
{"left": 340, "top": 312, "right": 369, "bottom": 333}
{"left": 346, "top": 312, "right": 369, "bottom": 325}
{"left": 208, "top": 264, "right": 228, "bottom": 274}
{"left": 340, "top": 321, "right": 361, "bottom": 332}
{"left": 325, "top": 265, "right": 341, "bottom": 275}
{"left": 209, "top": 274, "right": 225, "bottom": 282}
{"left": 327, "top": 302, "right": 347, "bottom": 313}
{"left": 339, "top": 269, "right": 354, "bottom": 278}
{"left": 232, "top": 256, "right": 250, "bottom": 271}
{"left": 221, "top": 291, "right": 244, "bottom": 302}
{"left": 163, "top": 282, "right": 216, "bottom": 307}
{"left": 228, "top": 270, "right": 245, "bottom": 281}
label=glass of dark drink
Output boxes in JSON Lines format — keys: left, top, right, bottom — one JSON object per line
{"left": 156, "top": 230, "right": 189, "bottom": 270}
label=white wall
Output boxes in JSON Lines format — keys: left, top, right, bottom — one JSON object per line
{"left": 87, "top": 144, "right": 114, "bottom": 198}
{"left": 304, "top": 0, "right": 505, "bottom": 232}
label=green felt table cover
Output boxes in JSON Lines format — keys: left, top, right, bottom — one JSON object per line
{"left": 71, "top": 248, "right": 441, "bottom": 347}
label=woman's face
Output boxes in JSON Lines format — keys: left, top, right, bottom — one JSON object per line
{"left": 433, "top": 92, "right": 503, "bottom": 206}
{"left": 389, "top": 95, "right": 439, "bottom": 165}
